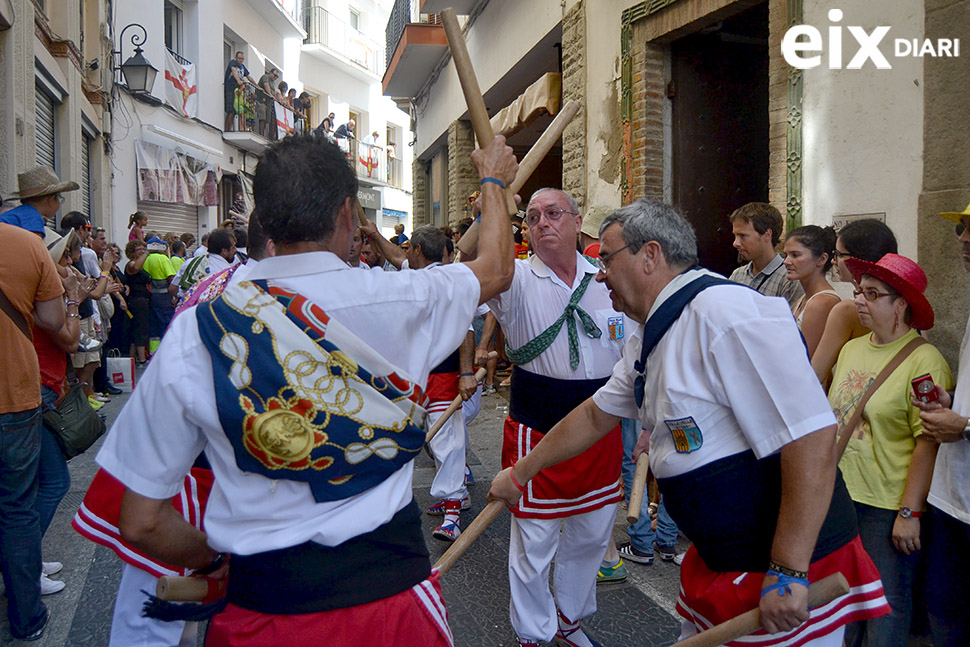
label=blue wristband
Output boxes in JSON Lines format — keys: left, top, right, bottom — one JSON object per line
{"left": 761, "top": 570, "right": 810, "bottom": 599}
{"left": 480, "top": 177, "right": 506, "bottom": 189}
{"left": 458, "top": 373, "right": 475, "bottom": 377}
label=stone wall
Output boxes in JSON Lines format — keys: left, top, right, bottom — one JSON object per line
{"left": 626, "top": 24, "right": 664, "bottom": 203}
{"left": 918, "top": 0, "right": 970, "bottom": 370}
{"left": 561, "top": 0, "right": 586, "bottom": 210}
{"left": 412, "top": 158, "right": 428, "bottom": 227}
{"left": 447, "top": 119, "right": 477, "bottom": 225}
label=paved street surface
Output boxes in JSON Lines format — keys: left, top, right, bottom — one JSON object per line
{"left": 1, "top": 372, "right": 686, "bottom": 646}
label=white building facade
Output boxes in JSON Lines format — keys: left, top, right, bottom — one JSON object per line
{"left": 108, "top": 0, "right": 413, "bottom": 250}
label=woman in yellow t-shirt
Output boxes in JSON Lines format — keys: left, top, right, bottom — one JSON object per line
{"left": 828, "top": 253, "right": 952, "bottom": 647}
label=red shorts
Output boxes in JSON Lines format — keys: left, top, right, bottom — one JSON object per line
{"left": 205, "top": 570, "right": 453, "bottom": 647}
{"left": 677, "top": 536, "right": 890, "bottom": 646}
{"left": 501, "top": 416, "right": 622, "bottom": 519}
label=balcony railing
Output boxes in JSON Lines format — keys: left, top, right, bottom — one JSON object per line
{"left": 167, "top": 47, "right": 192, "bottom": 66}
{"left": 225, "top": 80, "right": 304, "bottom": 140}
{"left": 387, "top": 154, "right": 404, "bottom": 189}
{"left": 304, "top": 5, "right": 384, "bottom": 75}
{"left": 386, "top": 0, "right": 410, "bottom": 69}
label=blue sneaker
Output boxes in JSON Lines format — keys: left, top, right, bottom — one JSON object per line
{"left": 464, "top": 463, "right": 475, "bottom": 485}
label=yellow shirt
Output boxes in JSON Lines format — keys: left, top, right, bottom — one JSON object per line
{"left": 830, "top": 328, "right": 953, "bottom": 510}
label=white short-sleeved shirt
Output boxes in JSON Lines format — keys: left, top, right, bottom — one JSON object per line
{"left": 97, "top": 251, "right": 481, "bottom": 555}
{"left": 928, "top": 315, "right": 970, "bottom": 525}
{"left": 172, "top": 253, "right": 231, "bottom": 297}
{"left": 487, "top": 253, "right": 632, "bottom": 380}
{"left": 593, "top": 269, "right": 836, "bottom": 480}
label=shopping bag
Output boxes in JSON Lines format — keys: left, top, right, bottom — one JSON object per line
{"left": 106, "top": 353, "right": 136, "bottom": 393}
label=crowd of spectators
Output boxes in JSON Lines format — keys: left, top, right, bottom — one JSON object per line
{"left": 223, "top": 52, "right": 311, "bottom": 138}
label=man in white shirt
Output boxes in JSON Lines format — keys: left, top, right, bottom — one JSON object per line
{"left": 170, "top": 228, "right": 236, "bottom": 299}
{"left": 98, "top": 133, "right": 517, "bottom": 646}
{"left": 912, "top": 203, "right": 970, "bottom": 647}
{"left": 487, "top": 188, "right": 628, "bottom": 647}
{"left": 490, "top": 199, "right": 890, "bottom": 647}
{"left": 728, "top": 202, "right": 803, "bottom": 307}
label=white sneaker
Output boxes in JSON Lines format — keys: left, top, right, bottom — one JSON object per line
{"left": 673, "top": 552, "right": 685, "bottom": 566}
{"left": 42, "top": 561, "right": 63, "bottom": 576}
{"left": 40, "top": 574, "right": 65, "bottom": 595}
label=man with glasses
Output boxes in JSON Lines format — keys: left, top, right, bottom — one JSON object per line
{"left": 490, "top": 199, "right": 891, "bottom": 647}
{"left": 1, "top": 165, "right": 78, "bottom": 236}
{"left": 485, "top": 188, "right": 629, "bottom": 647}
{"left": 910, "top": 204, "right": 970, "bottom": 647}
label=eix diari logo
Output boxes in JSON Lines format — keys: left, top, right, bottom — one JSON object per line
{"left": 782, "top": 9, "right": 960, "bottom": 70}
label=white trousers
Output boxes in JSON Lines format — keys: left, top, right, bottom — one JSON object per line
{"left": 462, "top": 384, "right": 482, "bottom": 430}
{"left": 678, "top": 619, "right": 845, "bottom": 647}
{"left": 508, "top": 503, "right": 616, "bottom": 642}
{"left": 427, "top": 403, "right": 468, "bottom": 501}
{"left": 110, "top": 563, "right": 197, "bottom": 647}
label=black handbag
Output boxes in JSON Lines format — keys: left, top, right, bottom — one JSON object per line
{"left": 43, "top": 380, "right": 106, "bottom": 459}
{"left": 0, "top": 284, "right": 105, "bottom": 459}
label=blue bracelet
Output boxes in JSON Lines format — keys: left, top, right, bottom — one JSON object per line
{"left": 459, "top": 373, "right": 475, "bottom": 377}
{"left": 760, "top": 571, "right": 810, "bottom": 599}
{"left": 480, "top": 177, "right": 506, "bottom": 189}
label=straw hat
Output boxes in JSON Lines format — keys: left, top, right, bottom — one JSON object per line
{"left": 581, "top": 204, "right": 614, "bottom": 240}
{"left": 10, "top": 165, "right": 79, "bottom": 200}
{"left": 939, "top": 202, "right": 970, "bottom": 224}
{"left": 45, "top": 227, "right": 76, "bottom": 264}
{"left": 845, "top": 253, "right": 934, "bottom": 330}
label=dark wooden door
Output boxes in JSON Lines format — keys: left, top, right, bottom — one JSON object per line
{"left": 671, "top": 2, "right": 769, "bottom": 276}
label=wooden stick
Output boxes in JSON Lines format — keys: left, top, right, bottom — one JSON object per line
{"left": 440, "top": 8, "right": 518, "bottom": 217}
{"left": 626, "top": 452, "right": 650, "bottom": 524}
{"left": 508, "top": 99, "right": 580, "bottom": 196}
{"left": 433, "top": 500, "right": 504, "bottom": 575}
{"left": 355, "top": 200, "right": 368, "bottom": 227}
{"left": 155, "top": 575, "right": 214, "bottom": 603}
{"left": 457, "top": 100, "right": 581, "bottom": 258}
{"left": 425, "top": 362, "right": 491, "bottom": 443}
{"left": 669, "top": 573, "right": 851, "bottom": 647}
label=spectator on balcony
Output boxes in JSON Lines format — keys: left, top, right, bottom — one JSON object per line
{"left": 363, "top": 131, "right": 380, "bottom": 148}
{"left": 295, "top": 92, "right": 311, "bottom": 119}
{"left": 276, "top": 81, "right": 289, "bottom": 106}
{"left": 224, "top": 51, "right": 257, "bottom": 131}
{"left": 334, "top": 119, "right": 355, "bottom": 140}
{"left": 257, "top": 67, "right": 280, "bottom": 138}
{"left": 286, "top": 88, "right": 299, "bottom": 112}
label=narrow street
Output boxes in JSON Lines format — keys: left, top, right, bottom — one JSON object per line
{"left": 1, "top": 371, "right": 685, "bottom": 646}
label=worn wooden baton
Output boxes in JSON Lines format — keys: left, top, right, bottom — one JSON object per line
{"left": 433, "top": 499, "right": 504, "bottom": 575}
{"left": 155, "top": 574, "right": 224, "bottom": 603}
{"left": 669, "top": 572, "right": 850, "bottom": 647}
{"left": 626, "top": 452, "right": 650, "bottom": 524}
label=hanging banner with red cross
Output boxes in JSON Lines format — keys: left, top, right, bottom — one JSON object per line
{"left": 163, "top": 49, "right": 198, "bottom": 119}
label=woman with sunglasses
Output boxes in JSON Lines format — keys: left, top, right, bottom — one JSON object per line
{"left": 783, "top": 225, "right": 840, "bottom": 356}
{"left": 812, "top": 219, "right": 898, "bottom": 387}
{"left": 828, "top": 254, "right": 951, "bottom": 647}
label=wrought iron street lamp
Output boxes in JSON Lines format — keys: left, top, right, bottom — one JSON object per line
{"left": 115, "top": 24, "right": 158, "bottom": 94}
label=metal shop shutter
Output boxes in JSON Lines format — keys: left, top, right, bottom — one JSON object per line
{"left": 35, "top": 86, "right": 56, "bottom": 170}
{"left": 136, "top": 201, "right": 199, "bottom": 246}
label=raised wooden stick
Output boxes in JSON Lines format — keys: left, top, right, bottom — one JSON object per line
{"left": 626, "top": 452, "right": 650, "bottom": 524}
{"left": 509, "top": 99, "right": 580, "bottom": 196}
{"left": 425, "top": 354, "right": 496, "bottom": 443}
{"left": 457, "top": 99, "right": 582, "bottom": 257}
{"left": 440, "top": 8, "right": 517, "bottom": 218}
{"left": 355, "top": 200, "right": 368, "bottom": 227}
{"left": 433, "top": 500, "right": 504, "bottom": 575}
{"left": 670, "top": 573, "right": 850, "bottom": 647}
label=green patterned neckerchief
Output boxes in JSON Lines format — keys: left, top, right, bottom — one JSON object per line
{"left": 505, "top": 271, "right": 602, "bottom": 370}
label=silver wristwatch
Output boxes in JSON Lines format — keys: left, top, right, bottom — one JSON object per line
{"left": 963, "top": 417, "right": 970, "bottom": 442}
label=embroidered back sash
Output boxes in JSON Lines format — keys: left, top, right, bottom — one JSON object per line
{"left": 196, "top": 280, "right": 429, "bottom": 502}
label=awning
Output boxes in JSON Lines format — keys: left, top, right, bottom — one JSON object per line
{"left": 490, "top": 73, "right": 562, "bottom": 138}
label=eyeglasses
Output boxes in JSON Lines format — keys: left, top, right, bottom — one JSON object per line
{"left": 956, "top": 219, "right": 969, "bottom": 236}
{"left": 831, "top": 250, "right": 854, "bottom": 262}
{"left": 853, "top": 287, "right": 896, "bottom": 302}
{"left": 525, "top": 207, "right": 577, "bottom": 227}
{"left": 50, "top": 194, "right": 65, "bottom": 204}
{"left": 596, "top": 243, "right": 634, "bottom": 272}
